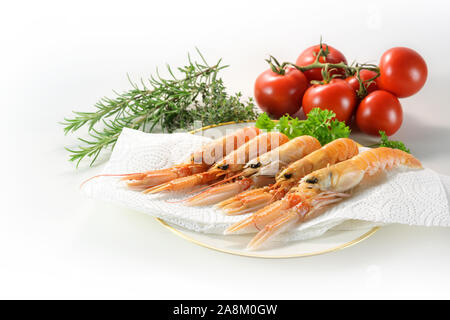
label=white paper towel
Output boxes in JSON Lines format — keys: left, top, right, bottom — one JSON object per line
{"left": 82, "top": 128, "right": 450, "bottom": 242}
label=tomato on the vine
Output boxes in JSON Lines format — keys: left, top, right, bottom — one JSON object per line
{"left": 254, "top": 67, "right": 308, "bottom": 119}
{"left": 345, "top": 69, "right": 379, "bottom": 96}
{"left": 356, "top": 90, "right": 403, "bottom": 136}
{"left": 377, "top": 47, "right": 427, "bottom": 98}
{"left": 302, "top": 79, "right": 357, "bottom": 124}
{"left": 296, "top": 44, "right": 348, "bottom": 82}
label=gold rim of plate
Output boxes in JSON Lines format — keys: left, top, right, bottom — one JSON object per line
{"left": 155, "top": 121, "right": 380, "bottom": 259}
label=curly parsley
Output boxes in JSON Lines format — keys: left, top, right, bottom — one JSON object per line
{"left": 255, "top": 108, "right": 351, "bottom": 145}
{"left": 377, "top": 131, "right": 410, "bottom": 153}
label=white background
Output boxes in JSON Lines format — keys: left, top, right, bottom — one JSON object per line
{"left": 1, "top": 0, "right": 450, "bottom": 299}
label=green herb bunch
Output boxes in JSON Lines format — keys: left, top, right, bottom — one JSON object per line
{"left": 62, "top": 50, "right": 258, "bottom": 166}
{"left": 256, "top": 109, "right": 411, "bottom": 152}
{"left": 255, "top": 108, "right": 351, "bottom": 145}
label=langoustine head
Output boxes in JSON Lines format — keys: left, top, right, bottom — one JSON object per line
{"left": 300, "top": 165, "right": 366, "bottom": 194}
{"left": 211, "top": 131, "right": 290, "bottom": 174}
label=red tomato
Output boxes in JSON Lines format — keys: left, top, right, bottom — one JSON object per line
{"left": 356, "top": 90, "right": 403, "bottom": 136}
{"left": 345, "top": 69, "right": 379, "bottom": 95}
{"left": 296, "top": 44, "right": 348, "bottom": 82}
{"left": 377, "top": 47, "right": 427, "bottom": 98}
{"left": 302, "top": 79, "right": 357, "bottom": 123}
{"left": 254, "top": 67, "right": 308, "bottom": 119}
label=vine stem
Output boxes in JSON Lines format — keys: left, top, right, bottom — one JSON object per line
{"left": 268, "top": 56, "right": 381, "bottom": 99}
{"left": 285, "top": 61, "right": 379, "bottom": 78}
{"left": 267, "top": 41, "right": 380, "bottom": 88}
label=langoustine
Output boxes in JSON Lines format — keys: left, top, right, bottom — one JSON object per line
{"left": 122, "top": 126, "right": 261, "bottom": 190}
{"left": 225, "top": 147, "right": 422, "bottom": 250}
{"left": 183, "top": 135, "right": 321, "bottom": 206}
{"left": 217, "top": 138, "right": 359, "bottom": 215}
{"left": 143, "top": 131, "right": 290, "bottom": 194}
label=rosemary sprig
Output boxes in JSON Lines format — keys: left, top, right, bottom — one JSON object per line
{"left": 62, "top": 50, "right": 258, "bottom": 167}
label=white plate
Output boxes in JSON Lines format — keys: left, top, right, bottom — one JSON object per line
{"left": 156, "top": 121, "right": 379, "bottom": 258}
{"left": 157, "top": 218, "right": 379, "bottom": 258}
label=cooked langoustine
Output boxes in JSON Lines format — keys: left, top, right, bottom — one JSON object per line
{"left": 217, "top": 138, "right": 359, "bottom": 215}
{"left": 225, "top": 147, "right": 422, "bottom": 250}
{"left": 183, "top": 135, "right": 321, "bottom": 206}
{"left": 122, "top": 126, "right": 260, "bottom": 190}
{"left": 143, "top": 131, "right": 290, "bottom": 194}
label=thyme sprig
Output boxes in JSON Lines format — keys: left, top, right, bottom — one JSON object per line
{"left": 62, "top": 50, "right": 258, "bottom": 167}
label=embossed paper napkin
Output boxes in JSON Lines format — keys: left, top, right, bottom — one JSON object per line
{"left": 82, "top": 128, "right": 450, "bottom": 242}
